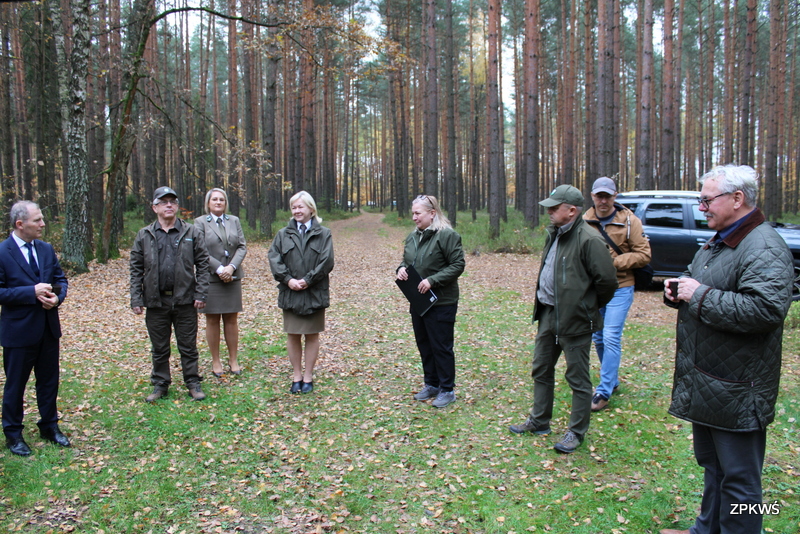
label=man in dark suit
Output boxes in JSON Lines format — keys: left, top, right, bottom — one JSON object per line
{"left": 0, "top": 201, "right": 69, "bottom": 456}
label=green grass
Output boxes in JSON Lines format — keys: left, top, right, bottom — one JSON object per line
{"left": 4, "top": 209, "right": 800, "bottom": 533}
{"left": 2, "top": 285, "right": 799, "bottom": 533}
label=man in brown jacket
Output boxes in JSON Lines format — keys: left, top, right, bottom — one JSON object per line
{"left": 583, "top": 177, "right": 651, "bottom": 412}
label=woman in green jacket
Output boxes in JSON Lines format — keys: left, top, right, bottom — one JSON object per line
{"left": 396, "top": 195, "right": 465, "bottom": 408}
{"left": 268, "top": 191, "right": 334, "bottom": 394}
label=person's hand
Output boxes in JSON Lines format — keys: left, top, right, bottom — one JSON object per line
{"left": 288, "top": 278, "right": 308, "bottom": 291}
{"left": 219, "top": 265, "right": 235, "bottom": 283}
{"left": 194, "top": 300, "right": 206, "bottom": 310}
{"left": 418, "top": 278, "right": 432, "bottom": 294}
{"left": 396, "top": 267, "right": 408, "bottom": 281}
{"left": 38, "top": 291, "right": 58, "bottom": 310}
{"left": 664, "top": 278, "right": 679, "bottom": 302}
{"left": 132, "top": 306, "right": 144, "bottom": 315}
{"left": 664, "top": 277, "right": 700, "bottom": 302}
{"left": 34, "top": 283, "right": 53, "bottom": 298}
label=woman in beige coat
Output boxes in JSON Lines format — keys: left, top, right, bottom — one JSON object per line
{"left": 195, "top": 188, "right": 247, "bottom": 376}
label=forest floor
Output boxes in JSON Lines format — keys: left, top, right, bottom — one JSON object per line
{"left": 1, "top": 212, "right": 798, "bottom": 534}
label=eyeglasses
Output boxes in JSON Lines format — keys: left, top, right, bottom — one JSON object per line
{"left": 155, "top": 198, "right": 179, "bottom": 206}
{"left": 699, "top": 192, "right": 731, "bottom": 209}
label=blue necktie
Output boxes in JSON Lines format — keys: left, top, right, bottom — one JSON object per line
{"left": 25, "top": 242, "right": 40, "bottom": 277}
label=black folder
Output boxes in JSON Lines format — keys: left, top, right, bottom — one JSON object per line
{"left": 396, "top": 265, "right": 438, "bottom": 316}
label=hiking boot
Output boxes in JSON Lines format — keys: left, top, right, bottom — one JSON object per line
{"left": 188, "top": 384, "right": 206, "bottom": 401}
{"left": 145, "top": 388, "right": 168, "bottom": 403}
{"left": 431, "top": 390, "right": 456, "bottom": 408}
{"left": 509, "top": 417, "right": 552, "bottom": 435}
{"left": 413, "top": 384, "right": 441, "bottom": 401}
{"left": 591, "top": 393, "right": 609, "bottom": 412}
{"left": 553, "top": 430, "right": 583, "bottom": 453}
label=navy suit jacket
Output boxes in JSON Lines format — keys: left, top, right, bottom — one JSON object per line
{"left": 0, "top": 235, "right": 68, "bottom": 348}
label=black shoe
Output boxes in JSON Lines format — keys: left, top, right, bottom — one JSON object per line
{"left": 229, "top": 366, "right": 242, "bottom": 376}
{"left": 40, "top": 427, "right": 71, "bottom": 447}
{"left": 301, "top": 381, "right": 314, "bottom": 394}
{"left": 212, "top": 370, "right": 224, "bottom": 378}
{"left": 290, "top": 381, "right": 302, "bottom": 394}
{"left": 6, "top": 436, "right": 32, "bottom": 456}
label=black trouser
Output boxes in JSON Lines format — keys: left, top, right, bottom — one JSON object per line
{"left": 410, "top": 304, "right": 457, "bottom": 391}
{"left": 2, "top": 327, "right": 60, "bottom": 439}
{"left": 145, "top": 299, "right": 201, "bottom": 389}
{"left": 690, "top": 423, "right": 767, "bottom": 534}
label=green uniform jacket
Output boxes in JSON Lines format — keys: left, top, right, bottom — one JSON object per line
{"left": 130, "top": 219, "right": 210, "bottom": 308}
{"left": 399, "top": 227, "right": 465, "bottom": 307}
{"left": 668, "top": 209, "right": 793, "bottom": 431}
{"left": 268, "top": 220, "right": 334, "bottom": 316}
{"left": 533, "top": 216, "right": 618, "bottom": 337}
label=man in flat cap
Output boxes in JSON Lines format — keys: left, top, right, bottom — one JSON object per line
{"left": 130, "top": 187, "right": 210, "bottom": 402}
{"left": 509, "top": 185, "right": 617, "bottom": 453}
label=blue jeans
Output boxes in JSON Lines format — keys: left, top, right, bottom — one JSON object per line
{"left": 592, "top": 285, "right": 634, "bottom": 400}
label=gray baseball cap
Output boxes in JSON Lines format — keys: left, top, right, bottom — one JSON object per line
{"left": 153, "top": 186, "right": 178, "bottom": 202}
{"left": 539, "top": 185, "right": 585, "bottom": 208}
{"left": 591, "top": 177, "right": 617, "bottom": 195}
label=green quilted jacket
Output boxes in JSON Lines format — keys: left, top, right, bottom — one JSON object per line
{"left": 668, "top": 209, "right": 794, "bottom": 431}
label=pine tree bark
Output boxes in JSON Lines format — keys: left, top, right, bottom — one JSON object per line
{"left": 637, "top": 0, "right": 653, "bottom": 189}
{"left": 660, "top": 0, "right": 676, "bottom": 189}
{"left": 226, "top": 0, "right": 241, "bottom": 214}
{"left": 597, "top": 0, "right": 615, "bottom": 176}
{"left": 487, "top": 0, "right": 502, "bottom": 238}
{"left": 0, "top": 7, "right": 14, "bottom": 214}
{"left": 422, "top": 0, "right": 439, "bottom": 196}
{"left": 443, "top": 0, "right": 457, "bottom": 225}
{"left": 522, "top": 0, "right": 540, "bottom": 226}
{"left": 763, "top": 0, "right": 784, "bottom": 219}
{"left": 738, "top": 0, "right": 757, "bottom": 166}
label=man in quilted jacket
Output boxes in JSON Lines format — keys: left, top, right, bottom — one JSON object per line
{"left": 661, "top": 165, "right": 794, "bottom": 534}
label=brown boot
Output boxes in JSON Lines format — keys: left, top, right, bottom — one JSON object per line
{"left": 145, "top": 388, "right": 168, "bottom": 403}
{"left": 188, "top": 384, "right": 206, "bottom": 401}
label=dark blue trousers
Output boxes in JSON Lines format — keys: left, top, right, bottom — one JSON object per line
{"left": 690, "top": 423, "right": 767, "bottom": 534}
{"left": 410, "top": 304, "right": 457, "bottom": 391}
{"left": 2, "top": 327, "right": 60, "bottom": 439}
